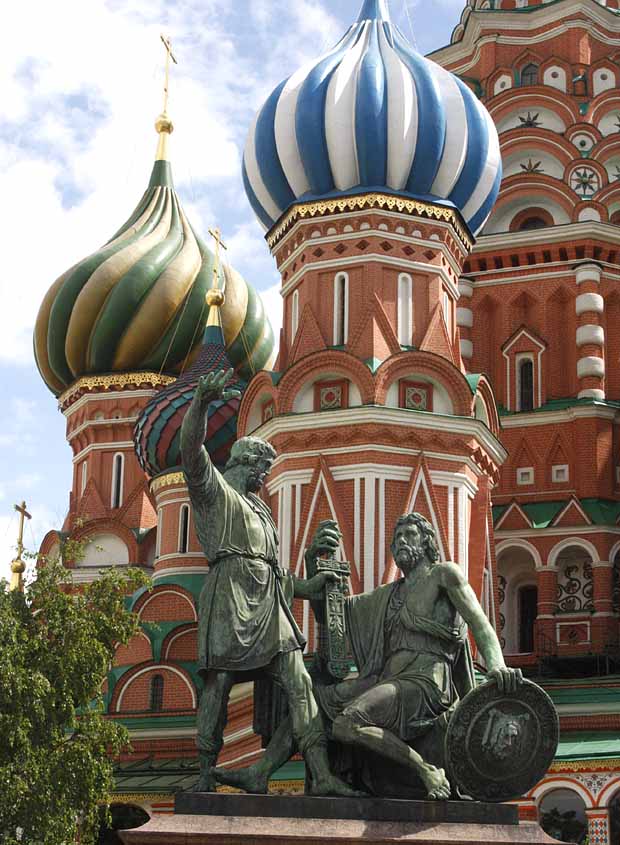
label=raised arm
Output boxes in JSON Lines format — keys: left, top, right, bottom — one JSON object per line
{"left": 181, "top": 369, "right": 241, "bottom": 493}
{"left": 440, "top": 563, "right": 522, "bottom": 693}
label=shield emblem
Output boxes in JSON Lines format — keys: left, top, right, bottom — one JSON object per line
{"left": 445, "top": 678, "right": 559, "bottom": 802}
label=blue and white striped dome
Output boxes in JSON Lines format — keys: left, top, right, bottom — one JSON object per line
{"left": 243, "top": 0, "right": 502, "bottom": 237}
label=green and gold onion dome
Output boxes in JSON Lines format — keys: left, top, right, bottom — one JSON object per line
{"left": 34, "top": 114, "right": 275, "bottom": 397}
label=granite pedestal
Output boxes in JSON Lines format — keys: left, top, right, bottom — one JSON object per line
{"left": 119, "top": 793, "right": 565, "bottom": 844}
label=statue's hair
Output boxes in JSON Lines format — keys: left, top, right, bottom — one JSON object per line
{"left": 392, "top": 512, "right": 440, "bottom": 563}
{"left": 224, "top": 436, "right": 276, "bottom": 472}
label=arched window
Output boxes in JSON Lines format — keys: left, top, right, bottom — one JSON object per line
{"left": 518, "top": 358, "right": 534, "bottom": 412}
{"left": 111, "top": 453, "right": 124, "bottom": 509}
{"left": 178, "top": 504, "right": 190, "bottom": 554}
{"left": 149, "top": 674, "right": 164, "bottom": 712}
{"left": 291, "top": 289, "right": 299, "bottom": 342}
{"left": 81, "top": 461, "right": 88, "bottom": 495}
{"left": 518, "top": 585, "right": 538, "bottom": 653}
{"left": 521, "top": 63, "right": 539, "bottom": 86}
{"left": 333, "top": 272, "right": 349, "bottom": 346}
{"left": 397, "top": 273, "right": 413, "bottom": 346}
{"left": 519, "top": 216, "right": 547, "bottom": 231}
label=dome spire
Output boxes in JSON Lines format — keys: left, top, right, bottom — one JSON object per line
{"left": 205, "top": 227, "right": 227, "bottom": 335}
{"left": 357, "top": 0, "right": 391, "bottom": 22}
{"left": 155, "top": 34, "right": 177, "bottom": 162}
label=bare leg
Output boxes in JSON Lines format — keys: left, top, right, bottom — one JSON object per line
{"left": 213, "top": 716, "right": 296, "bottom": 794}
{"left": 332, "top": 714, "right": 451, "bottom": 800}
{"left": 192, "top": 670, "right": 235, "bottom": 792}
{"left": 268, "top": 651, "right": 363, "bottom": 797}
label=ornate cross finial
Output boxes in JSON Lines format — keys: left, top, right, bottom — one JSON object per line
{"left": 155, "top": 35, "right": 178, "bottom": 160}
{"left": 10, "top": 500, "right": 31, "bottom": 593}
{"left": 206, "top": 228, "right": 228, "bottom": 325}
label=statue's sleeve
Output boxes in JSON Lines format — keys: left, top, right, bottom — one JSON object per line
{"left": 180, "top": 390, "right": 219, "bottom": 503}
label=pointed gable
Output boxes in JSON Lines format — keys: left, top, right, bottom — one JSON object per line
{"left": 77, "top": 476, "right": 108, "bottom": 521}
{"left": 348, "top": 292, "right": 401, "bottom": 364}
{"left": 552, "top": 497, "right": 592, "bottom": 528}
{"left": 419, "top": 303, "right": 458, "bottom": 365}
{"left": 495, "top": 500, "right": 532, "bottom": 531}
{"left": 289, "top": 303, "right": 327, "bottom": 364}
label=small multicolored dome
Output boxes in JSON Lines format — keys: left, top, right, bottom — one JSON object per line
{"left": 134, "top": 320, "right": 244, "bottom": 476}
{"left": 243, "top": 0, "right": 501, "bottom": 236}
{"left": 35, "top": 147, "right": 274, "bottom": 396}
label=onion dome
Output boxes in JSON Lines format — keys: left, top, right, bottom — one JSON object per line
{"left": 243, "top": 0, "right": 501, "bottom": 236}
{"left": 35, "top": 115, "right": 274, "bottom": 397}
{"left": 134, "top": 286, "right": 245, "bottom": 476}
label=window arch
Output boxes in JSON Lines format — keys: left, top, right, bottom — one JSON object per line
{"left": 397, "top": 273, "right": 413, "bottom": 346}
{"left": 442, "top": 291, "right": 453, "bottom": 339}
{"left": 81, "top": 460, "right": 88, "bottom": 495}
{"left": 111, "top": 452, "right": 124, "bottom": 509}
{"left": 178, "top": 504, "right": 190, "bottom": 554}
{"left": 149, "top": 674, "right": 164, "bottom": 712}
{"left": 291, "top": 289, "right": 299, "bottom": 343}
{"left": 333, "top": 272, "right": 349, "bottom": 345}
{"left": 518, "top": 357, "right": 534, "bottom": 412}
{"left": 155, "top": 508, "right": 163, "bottom": 559}
{"left": 521, "top": 63, "right": 539, "bottom": 86}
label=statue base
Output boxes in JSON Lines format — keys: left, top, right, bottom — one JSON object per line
{"left": 119, "top": 793, "right": 562, "bottom": 844}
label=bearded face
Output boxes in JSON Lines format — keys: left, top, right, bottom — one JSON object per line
{"left": 246, "top": 455, "right": 273, "bottom": 493}
{"left": 391, "top": 523, "right": 426, "bottom": 574}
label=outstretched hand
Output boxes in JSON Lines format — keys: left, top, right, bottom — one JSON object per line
{"left": 487, "top": 666, "right": 523, "bottom": 695}
{"left": 195, "top": 368, "right": 242, "bottom": 405}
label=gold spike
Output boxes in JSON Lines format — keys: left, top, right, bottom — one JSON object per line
{"left": 206, "top": 227, "right": 228, "bottom": 326}
{"left": 155, "top": 35, "right": 178, "bottom": 161}
{"left": 9, "top": 500, "right": 31, "bottom": 593}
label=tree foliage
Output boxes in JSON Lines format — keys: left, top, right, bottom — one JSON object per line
{"left": 0, "top": 538, "right": 149, "bottom": 845}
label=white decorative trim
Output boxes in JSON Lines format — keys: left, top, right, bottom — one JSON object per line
{"left": 62, "top": 389, "right": 158, "bottom": 419}
{"left": 333, "top": 272, "right": 349, "bottom": 346}
{"left": 153, "top": 566, "right": 209, "bottom": 580}
{"left": 177, "top": 504, "right": 191, "bottom": 555}
{"left": 458, "top": 278, "right": 474, "bottom": 299}
{"left": 164, "top": 626, "right": 197, "bottom": 660}
{"left": 364, "top": 475, "right": 376, "bottom": 592}
{"left": 552, "top": 464, "right": 569, "bottom": 483}
{"left": 501, "top": 404, "right": 616, "bottom": 428}
{"left": 575, "top": 263, "right": 602, "bottom": 285}
{"left": 576, "top": 293, "right": 604, "bottom": 316}
{"left": 460, "top": 339, "right": 473, "bottom": 359}
{"left": 137, "top": 590, "right": 197, "bottom": 621}
{"left": 496, "top": 538, "right": 543, "bottom": 569}
{"left": 577, "top": 356, "right": 605, "bottom": 379}
{"left": 548, "top": 537, "right": 600, "bottom": 568}
{"left": 256, "top": 408, "right": 507, "bottom": 466}
{"left": 456, "top": 307, "right": 473, "bottom": 328}
{"left": 576, "top": 324, "right": 604, "bottom": 348}
{"left": 517, "top": 467, "right": 534, "bottom": 486}
{"left": 556, "top": 620, "right": 591, "bottom": 646}
{"left": 579, "top": 388, "right": 606, "bottom": 400}
{"left": 397, "top": 273, "right": 414, "bottom": 347}
{"left": 111, "top": 452, "right": 125, "bottom": 509}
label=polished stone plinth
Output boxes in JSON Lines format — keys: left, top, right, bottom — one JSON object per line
{"left": 119, "top": 793, "right": 563, "bottom": 844}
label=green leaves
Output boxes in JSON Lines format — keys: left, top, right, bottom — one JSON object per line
{"left": 0, "top": 550, "right": 149, "bottom": 845}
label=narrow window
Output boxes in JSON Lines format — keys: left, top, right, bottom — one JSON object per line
{"left": 521, "top": 63, "right": 539, "bottom": 86}
{"left": 81, "top": 461, "right": 88, "bottom": 495}
{"left": 397, "top": 273, "right": 413, "bottom": 346}
{"left": 111, "top": 453, "right": 124, "bottom": 509}
{"left": 149, "top": 674, "right": 164, "bottom": 712}
{"left": 518, "top": 359, "right": 534, "bottom": 412}
{"left": 291, "top": 289, "right": 299, "bottom": 342}
{"left": 155, "top": 508, "right": 163, "bottom": 559}
{"left": 442, "top": 291, "right": 452, "bottom": 338}
{"left": 178, "top": 504, "right": 190, "bottom": 554}
{"left": 333, "top": 273, "right": 348, "bottom": 345}
{"left": 518, "top": 585, "right": 538, "bottom": 653}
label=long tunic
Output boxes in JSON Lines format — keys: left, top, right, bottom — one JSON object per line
{"left": 182, "top": 415, "right": 305, "bottom": 674}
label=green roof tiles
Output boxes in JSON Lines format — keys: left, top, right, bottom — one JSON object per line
{"left": 493, "top": 498, "right": 620, "bottom": 529}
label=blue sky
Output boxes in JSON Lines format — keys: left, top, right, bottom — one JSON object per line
{"left": 0, "top": 0, "right": 467, "bottom": 579}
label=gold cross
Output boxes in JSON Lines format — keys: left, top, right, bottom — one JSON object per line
{"left": 208, "top": 227, "right": 228, "bottom": 289}
{"left": 10, "top": 500, "right": 31, "bottom": 592}
{"left": 160, "top": 34, "right": 178, "bottom": 116}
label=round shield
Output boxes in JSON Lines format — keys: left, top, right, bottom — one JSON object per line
{"left": 445, "top": 678, "right": 559, "bottom": 803}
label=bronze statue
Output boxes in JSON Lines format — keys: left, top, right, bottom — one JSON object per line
{"left": 180, "top": 369, "right": 358, "bottom": 796}
{"left": 214, "top": 513, "right": 525, "bottom": 800}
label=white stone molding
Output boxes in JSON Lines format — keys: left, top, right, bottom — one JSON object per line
{"left": 577, "top": 356, "right": 605, "bottom": 379}
{"left": 456, "top": 307, "right": 474, "bottom": 328}
{"left": 575, "top": 263, "right": 602, "bottom": 285}
{"left": 458, "top": 278, "right": 474, "bottom": 298}
{"left": 460, "top": 339, "right": 473, "bottom": 359}
{"left": 576, "top": 292, "right": 604, "bottom": 315}
{"left": 576, "top": 324, "right": 604, "bottom": 347}
{"left": 578, "top": 388, "right": 605, "bottom": 401}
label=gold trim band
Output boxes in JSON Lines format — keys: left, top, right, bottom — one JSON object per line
{"left": 266, "top": 193, "right": 473, "bottom": 251}
{"left": 150, "top": 471, "right": 186, "bottom": 494}
{"left": 59, "top": 372, "right": 175, "bottom": 408}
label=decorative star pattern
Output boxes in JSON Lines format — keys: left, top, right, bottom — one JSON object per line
{"left": 570, "top": 167, "right": 599, "bottom": 196}
{"left": 520, "top": 158, "right": 543, "bottom": 173}
{"left": 519, "top": 111, "right": 542, "bottom": 128}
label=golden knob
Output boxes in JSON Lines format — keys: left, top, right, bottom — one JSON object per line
{"left": 206, "top": 289, "right": 225, "bottom": 307}
{"left": 155, "top": 112, "right": 174, "bottom": 134}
